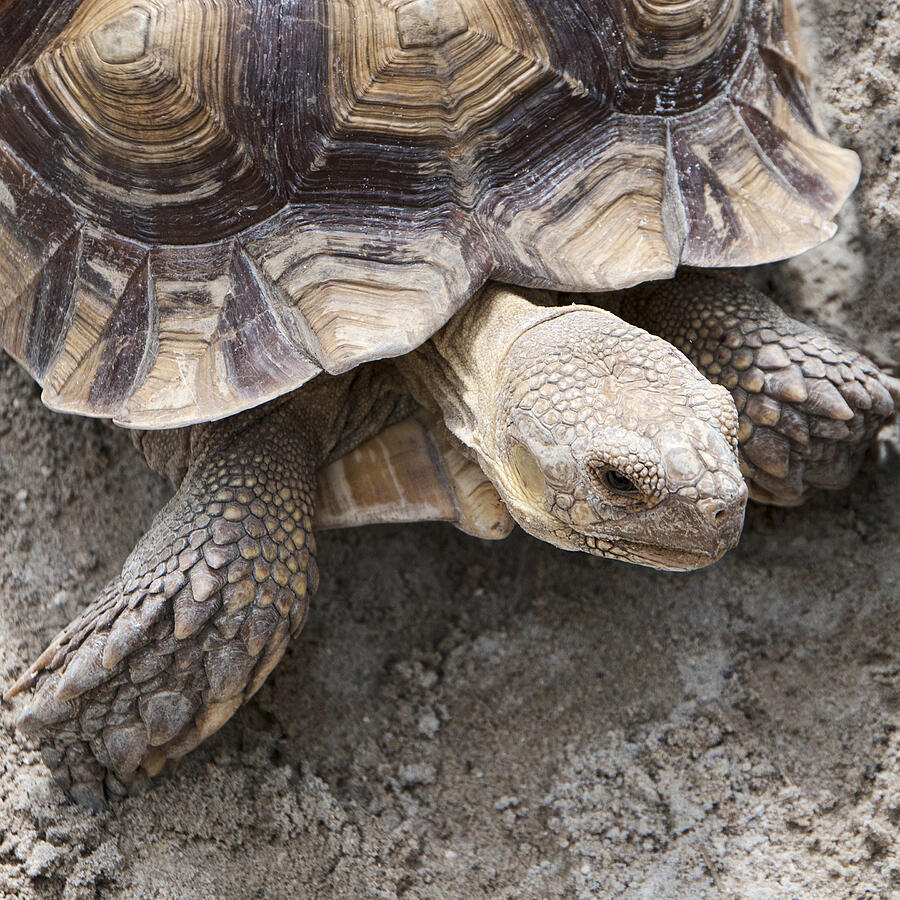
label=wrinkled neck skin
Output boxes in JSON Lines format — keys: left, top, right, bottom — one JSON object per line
{"left": 396, "top": 284, "right": 560, "bottom": 455}
{"left": 399, "top": 284, "right": 748, "bottom": 572}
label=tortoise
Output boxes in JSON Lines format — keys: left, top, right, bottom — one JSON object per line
{"left": 0, "top": 0, "right": 896, "bottom": 806}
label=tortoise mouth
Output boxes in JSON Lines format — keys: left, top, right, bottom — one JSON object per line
{"left": 540, "top": 522, "right": 734, "bottom": 572}
{"left": 605, "top": 537, "right": 729, "bottom": 572}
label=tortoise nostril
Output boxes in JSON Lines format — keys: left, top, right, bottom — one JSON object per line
{"left": 698, "top": 497, "right": 725, "bottom": 521}
{"left": 698, "top": 494, "right": 745, "bottom": 526}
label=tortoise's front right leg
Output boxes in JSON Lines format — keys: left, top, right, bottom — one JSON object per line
{"left": 5, "top": 401, "right": 318, "bottom": 807}
{"left": 619, "top": 272, "right": 900, "bottom": 505}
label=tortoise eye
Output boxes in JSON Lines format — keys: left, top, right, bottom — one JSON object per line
{"left": 604, "top": 470, "right": 639, "bottom": 493}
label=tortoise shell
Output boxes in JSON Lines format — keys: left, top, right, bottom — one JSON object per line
{"left": 0, "top": 0, "right": 859, "bottom": 427}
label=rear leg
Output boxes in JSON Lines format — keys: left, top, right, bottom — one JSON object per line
{"left": 5, "top": 399, "right": 319, "bottom": 807}
{"left": 619, "top": 271, "right": 900, "bottom": 505}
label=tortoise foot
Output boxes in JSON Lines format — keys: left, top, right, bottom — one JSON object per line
{"left": 620, "top": 271, "right": 899, "bottom": 505}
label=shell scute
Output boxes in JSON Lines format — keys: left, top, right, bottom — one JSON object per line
{"left": 0, "top": 0, "right": 285, "bottom": 242}
{"left": 241, "top": 202, "right": 493, "bottom": 376}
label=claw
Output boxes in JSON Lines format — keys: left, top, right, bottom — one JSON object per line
{"left": 102, "top": 609, "right": 152, "bottom": 670}
{"left": 805, "top": 380, "right": 854, "bottom": 421}
{"left": 54, "top": 634, "right": 109, "bottom": 702}
{"left": 103, "top": 724, "right": 149, "bottom": 777}
{"left": 4, "top": 668, "right": 37, "bottom": 701}
{"left": 19, "top": 683, "right": 72, "bottom": 731}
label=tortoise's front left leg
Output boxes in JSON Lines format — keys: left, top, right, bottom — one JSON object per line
{"left": 5, "top": 398, "right": 321, "bottom": 808}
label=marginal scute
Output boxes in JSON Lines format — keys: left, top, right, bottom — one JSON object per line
{"left": 87, "top": 254, "right": 156, "bottom": 413}
{"left": 39, "top": 229, "right": 148, "bottom": 415}
{"left": 219, "top": 245, "right": 319, "bottom": 399}
{"left": 485, "top": 126, "right": 678, "bottom": 291}
{"left": 0, "top": 151, "right": 80, "bottom": 378}
{"left": 671, "top": 98, "right": 843, "bottom": 268}
{"left": 730, "top": 39, "right": 860, "bottom": 218}
{"left": 24, "top": 232, "right": 82, "bottom": 379}
{"left": 241, "top": 208, "right": 491, "bottom": 375}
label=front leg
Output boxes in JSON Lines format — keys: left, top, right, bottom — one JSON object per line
{"left": 618, "top": 272, "right": 900, "bottom": 505}
{"left": 5, "top": 400, "right": 319, "bottom": 807}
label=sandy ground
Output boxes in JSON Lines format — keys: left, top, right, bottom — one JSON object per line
{"left": 1, "top": 2, "right": 899, "bottom": 898}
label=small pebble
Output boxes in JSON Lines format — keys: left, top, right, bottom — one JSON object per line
{"left": 399, "top": 762, "right": 436, "bottom": 787}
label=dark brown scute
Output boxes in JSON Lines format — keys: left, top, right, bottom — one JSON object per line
{"left": 0, "top": 0, "right": 74, "bottom": 78}
{"left": 88, "top": 255, "right": 156, "bottom": 412}
{"left": 25, "top": 230, "right": 80, "bottom": 378}
{"left": 221, "top": 243, "right": 319, "bottom": 398}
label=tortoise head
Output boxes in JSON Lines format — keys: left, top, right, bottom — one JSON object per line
{"left": 481, "top": 307, "right": 747, "bottom": 571}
